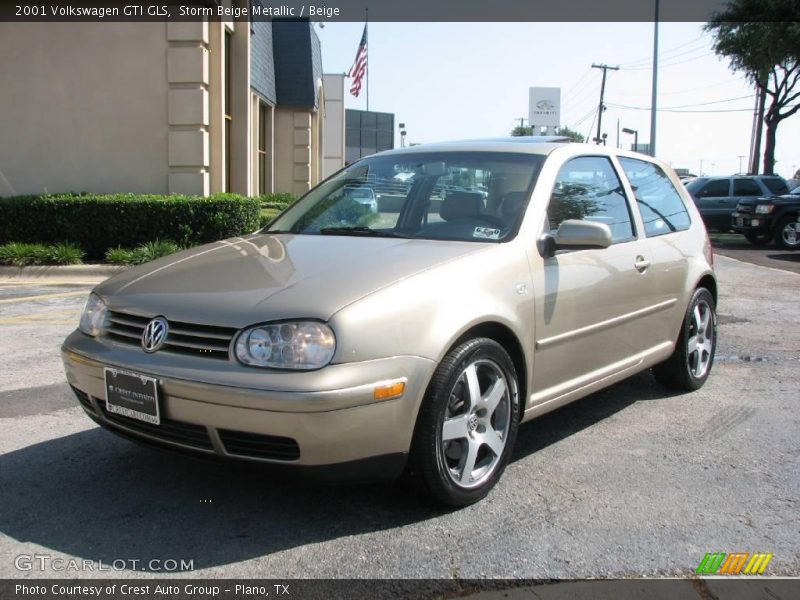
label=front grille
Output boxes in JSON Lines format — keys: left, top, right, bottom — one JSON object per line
{"left": 219, "top": 429, "right": 300, "bottom": 461}
{"left": 71, "top": 386, "right": 96, "bottom": 415}
{"left": 105, "top": 310, "right": 236, "bottom": 360}
{"left": 736, "top": 204, "right": 754, "bottom": 214}
{"left": 97, "top": 398, "right": 214, "bottom": 450}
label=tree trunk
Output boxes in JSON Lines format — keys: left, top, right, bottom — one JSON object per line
{"left": 762, "top": 117, "right": 778, "bottom": 176}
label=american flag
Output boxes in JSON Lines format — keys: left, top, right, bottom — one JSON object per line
{"left": 348, "top": 24, "right": 368, "bottom": 98}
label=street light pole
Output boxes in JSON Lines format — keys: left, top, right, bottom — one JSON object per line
{"left": 621, "top": 127, "right": 638, "bottom": 152}
{"left": 650, "top": 0, "right": 659, "bottom": 156}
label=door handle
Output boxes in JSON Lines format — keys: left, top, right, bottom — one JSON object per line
{"left": 634, "top": 256, "right": 650, "bottom": 272}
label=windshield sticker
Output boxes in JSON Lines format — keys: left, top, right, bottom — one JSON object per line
{"left": 474, "top": 227, "right": 501, "bottom": 240}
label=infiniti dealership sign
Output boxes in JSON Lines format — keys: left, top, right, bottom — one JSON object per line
{"left": 529, "top": 87, "right": 561, "bottom": 128}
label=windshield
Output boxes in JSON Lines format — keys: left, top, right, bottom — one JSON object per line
{"left": 266, "top": 151, "right": 544, "bottom": 242}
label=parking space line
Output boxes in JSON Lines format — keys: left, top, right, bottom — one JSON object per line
{"left": 0, "top": 319, "right": 76, "bottom": 325}
{"left": 0, "top": 290, "right": 89, "bottom": 304}
{"left": 0, "top": 309, "right": 80, "bottom": 323}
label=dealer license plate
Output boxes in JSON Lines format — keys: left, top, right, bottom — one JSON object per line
{"left": 104, "top": 368, "right": 160, "bottom": 425}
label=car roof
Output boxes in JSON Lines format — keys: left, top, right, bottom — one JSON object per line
{"left": 376, "top": 138, "right": 598, "bottom": 158}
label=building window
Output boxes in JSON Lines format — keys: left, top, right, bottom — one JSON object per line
{"left": 224, "top": 31, "right": 232, "bottom": 192}
{"left": 258, "top": 102, "right": 268, "bottom": 195}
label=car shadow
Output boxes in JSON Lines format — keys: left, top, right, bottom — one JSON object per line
{"left": 767, "top": 253, "right": 800, "bottom": 263}
{"left": 0, "top": 371, "right": 683, "bottom": 572}
{"left": 512, "top": 371, "right": 685, "bottom": 460}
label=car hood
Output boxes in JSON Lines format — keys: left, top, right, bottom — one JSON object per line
{"left": 95, "top": 233, "right": 488, "bottom": 328}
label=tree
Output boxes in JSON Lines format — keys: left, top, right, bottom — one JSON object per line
{"left": 705, "top": 1, "right": 800, "bottom": 175}
{"left": 510, "top": 125, "right": 585, "bottom": 142}
{"left": 510, "top": 125, "right": 534, "bottom": 136}
{"left": 555, "top": 126, "right": 585, "bottom": 143}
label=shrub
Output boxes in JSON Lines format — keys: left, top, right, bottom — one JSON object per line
{"left": 256, "top": 193, "right": 296, "bottom": 210}
{"left": 0, "top": 242, "right": 83, "bottom": 266}
{"left": 0, "top": 193, "right": 261, "bottom": 260}
{"left": 134, "top": 240, "right": 181, "bottom": 264}
{"left": 259, "top": 207, "right": 282, "bottom": 229}
{"left": 0, "top": 243, "right": 48, "bottom": 266}
{"left": 45, "top": 242, "right": 85, "bottom": 265}
{"left": 105, "top": 240, "right": 181, "bottom": 266}
{"left": 105, "top": 247, "right": 136, "bottom": 265}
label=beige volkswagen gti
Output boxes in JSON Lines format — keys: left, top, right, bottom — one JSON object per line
{"left": 62, "top": 139, "right": 718, "bottom": 506}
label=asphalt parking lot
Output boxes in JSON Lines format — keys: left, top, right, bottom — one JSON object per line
{"left": 710, "top": 233, "right": 800, "bottom": 274}
{"left": 0, "top": 252, "right": 798, "bottom": 580}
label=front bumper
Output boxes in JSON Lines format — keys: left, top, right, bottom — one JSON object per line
{"left": 730, "top": 211, "right": 775, "bottom": 235}
{"left": 62, "top": 332, "right": 436, "bottom": 477}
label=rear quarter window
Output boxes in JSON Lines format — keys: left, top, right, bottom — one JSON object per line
{"left": 761, "top": 178, "right": 789, "bottom": 195}
{"left": 618, "top": 157, "right": 692, "bottom": 237}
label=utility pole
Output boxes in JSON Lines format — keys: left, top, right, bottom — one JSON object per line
{"left": 591, "top": 63, "right": 619, "bottom": 145}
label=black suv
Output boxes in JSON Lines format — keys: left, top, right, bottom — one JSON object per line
{"left": 731, "top": 186, "right": 800, "bottom": 250}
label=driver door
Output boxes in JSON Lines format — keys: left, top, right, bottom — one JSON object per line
{"left": 530, "top": 155, "right": 659, "bottom": 404}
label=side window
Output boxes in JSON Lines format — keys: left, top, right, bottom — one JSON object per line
{"left": 698, "top": 179, "right": 730, "bottom": 198}
{"left": 762, "top": 177, "right": 788, "bottom": 195}
{"left": 618, "top": 157, "right": 692, "bottom": 237}
{"left": 733, "top": 179, "right": 762, "bottom": 197}
{"left": 548, "top": 156, "right": 635, "bottom": 243}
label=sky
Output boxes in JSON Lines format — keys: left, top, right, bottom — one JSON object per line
{"left": 314, "top": 22, "right": 800, "bottom": 179}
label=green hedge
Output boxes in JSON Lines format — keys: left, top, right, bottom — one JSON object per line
{"left": 0, "top": 193, "right": 261, "bottom": 259}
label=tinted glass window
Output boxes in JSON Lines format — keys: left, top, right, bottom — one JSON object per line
{"left": 548, "top": 156, "right": 635, "bottom": 243}
{"left": 733, "top": 179, "right": 762, "bottom": 197}
{"left": 697, "top": 179, "right": 729, "bottom": 197}
{"left": 762, "top": 177, "right": 789, "bottom": 195}
{"left": 619, "top": 158, "right": 691, "bottom": 236}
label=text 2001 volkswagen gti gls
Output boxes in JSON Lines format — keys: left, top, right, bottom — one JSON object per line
{"left": 63, "top": 139, "right": 717, "bottom": 506}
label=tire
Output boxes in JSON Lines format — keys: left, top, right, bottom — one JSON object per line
{"left": 774, "top": 215, "right": 800, "bottom": 250}
{"left": 653, "top": 288, "right": 717, "bottom": 391}
{"left": 409, "top": 338, "right": 520, "bottom": 506}
{"left": 744, "top": 231, "right": 771, "bottom": 246}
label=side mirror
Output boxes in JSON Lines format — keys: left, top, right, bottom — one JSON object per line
{"left": 538, "top": 219, "right": 612, "bottom": 258}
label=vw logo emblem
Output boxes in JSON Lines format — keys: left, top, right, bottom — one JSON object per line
{"left": 141, "top": 317, "right": 168, "bottom": 353}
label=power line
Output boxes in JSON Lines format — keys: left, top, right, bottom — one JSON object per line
{"left": 607, "top": 102, "right": 756, "bottom": 113}
{"left": 609, "top": 94, "right": 755, "bottom": 110}
{"left": 618, "top": 34, "right": 707, "bottom": 68}
{"left": 620, "top": 37, "right": 708, "bottom": 69}
{"left": 624, "top": 49, "right": 714, "bottom": 71}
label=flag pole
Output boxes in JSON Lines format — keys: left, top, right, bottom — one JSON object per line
{"left": 365, "top": 8, "right": 369, "bottom": 112}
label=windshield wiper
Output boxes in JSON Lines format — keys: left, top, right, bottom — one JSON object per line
{"left": 318, "top": 227, "right": 411, "bottom": 238}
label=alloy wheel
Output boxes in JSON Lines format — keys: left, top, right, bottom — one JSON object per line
{"left": 687, "top": 300, "right": 714, "bottom": 378}
{"left": 441, "top": 359, "right": 512, "bottom": 489}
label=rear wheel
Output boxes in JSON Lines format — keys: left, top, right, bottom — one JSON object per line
{"left": 653, "top": 288, "right": 717, "bottom": 391}
{"left": 409, "top": 338, "right": 519, "bottom": 506}
{"left": 775, "top": 215, "right": 800, "bottom": 250}
{"left": 744, "top": 231, "right": 771, "bottom": 246}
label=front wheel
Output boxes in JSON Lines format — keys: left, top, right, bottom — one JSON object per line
{"left": 775, "top": 215, "right": 800, "bottom": 250}
{"left": 653, "top": 288, "right": 717, "bottom": 391}
{"left": 409, "top": 338, "right": 520, "bottom": 506}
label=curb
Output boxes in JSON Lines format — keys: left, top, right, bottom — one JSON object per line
{"left": 0, "top": 264, "right": 129, "bottom": 282}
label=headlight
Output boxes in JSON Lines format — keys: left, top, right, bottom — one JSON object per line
{"left": 755, "top": 204, "right": 774, "bottom": 214}
{"left": 79, "top": 293, "right": 107, "bottom": 336}
{"left": 235, "top": 321, "right": 336, "bottom": 369}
